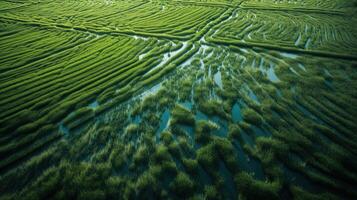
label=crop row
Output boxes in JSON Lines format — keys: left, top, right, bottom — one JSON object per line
{"left": 0, "top": 0, "right": 226, "bottom": 40}
{"left": 0, "top": 22, "right": 191, "bottom": 172}
{"left": 207, "top": 9, "right": 357, "bottom": 57}
{"left": 241, "top": 0, "right": 357, "bottom": 11}
{"left": 2, "top": 44, "right": 355, "bottom": 199}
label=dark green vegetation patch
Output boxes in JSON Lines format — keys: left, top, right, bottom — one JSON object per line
{"left": 0, "top": 0, "right": 357, "bottom": 199}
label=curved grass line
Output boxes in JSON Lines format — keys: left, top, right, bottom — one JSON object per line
{"left": 208, "top": 37, "right": 357, "bottom": 61}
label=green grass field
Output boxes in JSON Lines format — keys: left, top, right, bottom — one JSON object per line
{"left": 0, "top": 0, "right": 357, "bottom": 199}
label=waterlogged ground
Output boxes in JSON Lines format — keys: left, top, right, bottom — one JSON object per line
{"left": 0, "top": 0, "right": 357, "bottom": 199}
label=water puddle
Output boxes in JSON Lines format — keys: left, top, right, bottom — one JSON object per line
{"left": 180, "top": 124, "right": 194, "bottom": 137}
{"left": 59, "top": 123, "right": 69, "bottom": 135}
{"left": 241, "top": 131, "right": 254, "bottom": 147}
{"left": 139, "top": 52, "right": 148, "bottom": 60}
{"left": 212, "top": 117, "right": 228, "bottom": 137}
{"left": 219, "top": 162, "right": 237, "bottom": 199}
{"left": 232, "top": 103, "right": 243, "bottom": 123}
{"left": 140, "top": 83, "right": 162, "bottom": 99}
{"left": 199, "top": 36, "right": 207, "bottom": 43}
{"left": 196, "top": 111, "right": 209, "bottom": 121}
{"left": 181, "top": 54, "right": 195, "bottom": 67}
{"left": 251, "top": 126, "right": 270, "bottom": 137}
{"left": 248, "top": 157, "right": 265, "bottom": 180}
{"left": 304, "top": 38, "right": 312, "bottom": 49}
{"left": 132, "top": 115, "right": 141, "bottom": 124}
{"left": 201, "top": 44, "right": 209, "bottom": 54}
{"left": 200, "top": 59, "right": 205, "bottom": 70}
{"left": 232, "top": 140, "right": 265, "bottom": 180}
{"left": 267, "top": 64, "right": 280, "bottom": 82}
{"left": 147, "top": 42, "right": 187, "bottom": 74}
{"left": 156, "top": 109, "right": 170, "bottom": 140}
{"left": 295, "top": 33, "right": 302, "bottom": 46}
{"left": 247, "top": 87, "right": 260, "bottom": 104}
{"left": 258, "top": 57, "right": 265, "bottom": 71}
{"left": 132, "top": 35, "right": 148, "bottom": 41}
{"left": 240, "top": 48, "right": 248, "bottom": 53}
{"left": 180, "top": 101, "right": 193, "bottom": 110}
{"left": 280, "top": 52, "right": 298, "bottom": 59}
{"left": 88, "top": 100, "right": 99, "bottom": 110}
{"left": 214, "top": 71, "right": 223, "bottom": 89}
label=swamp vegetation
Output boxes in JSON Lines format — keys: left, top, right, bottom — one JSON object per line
{"left": 0, "top": 0, "right": 357, "bottom": 199}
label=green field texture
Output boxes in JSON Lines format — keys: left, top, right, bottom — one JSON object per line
{"left": 0, "top": 0, "right": 357, "bottom": 199}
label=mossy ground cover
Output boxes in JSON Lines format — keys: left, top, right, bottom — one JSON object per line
{"left": 0, "top": 0, "right": 357, "bottom": 199}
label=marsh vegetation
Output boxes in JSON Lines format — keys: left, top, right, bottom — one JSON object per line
{"left": 0, "top": 0, "right": 357, "bottom": 199}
